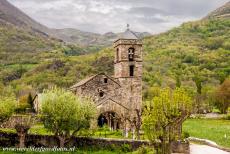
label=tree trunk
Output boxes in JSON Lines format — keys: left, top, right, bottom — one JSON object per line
{"left": 15, "top": 125, "right": 30, "bottom": 148}
{"left": 162, "top": 128, "right": 170, "bottom": 154}
{"left": 132, "top": 127, "right": 135, "bottom": 140}
{"left": 19, "top": 133, "right": 26, "bottom": 148}
{"left": 58, "top": 136, "right": 66, "bottom": 148}
{"left": 137, "top": 129, "right": 140, "bottom": 140}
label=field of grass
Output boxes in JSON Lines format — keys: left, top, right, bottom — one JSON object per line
{"left": 183, "top": 119, "right": 230, "bottom": 148}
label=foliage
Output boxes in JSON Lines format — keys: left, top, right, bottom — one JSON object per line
{"left": 41, "top": 87, "right": 96, "bottom": 147}
{"left": 143, "top": 87, "right": 192, "bottom": 153}
{"left": 0, "top": 19, "right": 229, "bottom": 115}
{"left": 120, "top": 144, "right": 131, "bottom": 153}
{"left": 16, "top": 95, "right": 31, "bottom": 113}
{"left": 0, "top": 85, "right": 16, "bottom": 123}
{"left": 214, "top": 78, "right": 230, "bottom": 113}
{"left": 0, "top": 19, "right": 227, "bottom": 94}
{"left": 132, "top": 146, "right": 156, "bottom": 154}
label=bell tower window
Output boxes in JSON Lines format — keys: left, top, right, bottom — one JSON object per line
{"left": 116, "top": 48, "right": 119, "bottom": 62}
{"left": 128, "top": 48, "right": 135, "bottom": 61}
{"left": 104, "top": 78, "right": 108, "bottom": 83}
{"left": 130, "top": 65, "right": 134, "bottom": 77}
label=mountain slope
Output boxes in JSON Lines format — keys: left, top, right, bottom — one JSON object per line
{"left": 1, "top": 0, "right": 150, "bottom": 48}
{"left": 5, "top": 18, "right": 229, "bottom": 92}
{"left": 0, "top": 0, "right": 51, "bottom": 36}
{"left": 0, "top": 1, "right": 229, "bottom": 94}
{"left": 206, "top": 1, "right": 230, "bottom": 19}
{"left": 53, "top": 28, "right": 151, "bottom": 47}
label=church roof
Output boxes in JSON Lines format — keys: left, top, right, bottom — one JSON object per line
{"left": 70, "top": 74, "right": 97, "bottom": 89}
{"left": 69, "top": 73, "right": 121, "bottom": 90}
{"left": 120, "top": 29, "right": 139, "bottom": 40}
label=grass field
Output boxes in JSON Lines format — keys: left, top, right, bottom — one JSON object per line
{"left": 183, "top": 119, "right": 230, "bottom": 148}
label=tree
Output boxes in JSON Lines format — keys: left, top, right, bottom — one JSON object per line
{"left": 143, "top": 88, "right": 192, "bottom": 154}
{"left": 41, "top": 87, "right": 96, "bottom": 147}
{"left": 0, "top": 85, "right": 16, "bottom": 124}
{"left": 16, "top": 95, "right": 31, "bottom": 113}
{"left": 192, "top": 71, "right": 206, "bottom": 113}
{"left": 15, "top": 115, "right": 33, "bottom": 148}
{"left": 215, "top": 78, "right": 230, "bottom": 114}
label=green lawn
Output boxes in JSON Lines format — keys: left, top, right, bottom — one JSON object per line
{"left": 183, "top": 119, "right": 230, "bottom": 148}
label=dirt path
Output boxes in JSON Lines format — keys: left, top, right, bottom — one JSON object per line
{"left": 190, "top": 144, "right": 230, "bottom": 154}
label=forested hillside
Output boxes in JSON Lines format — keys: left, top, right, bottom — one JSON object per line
{"left": 143, "top": 19, "right": 230, "bottom": 90}
{"left": 0, "top": 1, "right": 229, "bottom": 100}
{"left": 0, "top": 18, "right": 228, "bottom": 95}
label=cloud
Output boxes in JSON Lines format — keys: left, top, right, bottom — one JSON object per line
{"left": 8, "top": 0, "right": 229, "bottom": 34}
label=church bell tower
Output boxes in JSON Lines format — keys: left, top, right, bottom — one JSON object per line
{"left": 113, "top": 25, "right": 142, "bottom": 115}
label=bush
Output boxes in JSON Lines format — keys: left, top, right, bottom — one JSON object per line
{"left": 182, "top": 131, "right": 190, "bottom": 139}
{"left": 133, "top": 146, "right": 155, "bottom": 154}
{"left": 224, "top": 114, "right": 230, "bottom": 120}
{"left": 16, "top": 95, "right": 31, "bottom": 113}
{"left": 205, "top": 37, "right": 224, "bottom": 50}
{"left": 120, "top": 144, "right": 131, "bottom": 153}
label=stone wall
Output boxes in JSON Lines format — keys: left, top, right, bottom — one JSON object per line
{"left": 0, "top": 132, "right": 149, "bottom": 150}
{"left": 0, "top": 132, "right": 190, "bottom": 153}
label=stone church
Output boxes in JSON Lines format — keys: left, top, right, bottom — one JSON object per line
{"left": 70, "top": 27, "right": 143, "bottom": 131}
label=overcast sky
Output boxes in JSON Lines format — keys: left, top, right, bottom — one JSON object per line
{"left": 8, "top": 0, "right": 229, "bottom": 34}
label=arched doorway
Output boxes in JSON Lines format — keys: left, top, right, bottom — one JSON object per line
{"left": 97, "top": 111, "right": 120, "bottom": 130}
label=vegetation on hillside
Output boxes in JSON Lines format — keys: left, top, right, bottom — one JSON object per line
{"left": 0, "top": 84, "right": 16, "bottom": 123}
{"left": 0, "top": 19, "right": 229, "bottom": 109}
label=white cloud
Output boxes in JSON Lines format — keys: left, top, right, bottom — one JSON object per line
{"left": 8, "top": 0, "right": 229, "bottom": 34}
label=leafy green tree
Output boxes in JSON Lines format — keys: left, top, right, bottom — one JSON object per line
{"left": 0, "top": 84, "right": 16, "bottom": 123}
{"left": 16, "top": 95, "right": 31, "bottom": 113}
{"left": 216, "top": 70, "right": 229, "bottom": 84}
{"left": 214, "top": 78, "right": 230, "bottom": 114}
{"left": 41, "top": 87, "right": 96, "bottom": 147}
{"left": 143, "top": 88, "right": 192, "bottom": 154}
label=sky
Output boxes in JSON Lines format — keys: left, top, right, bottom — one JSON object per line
{"left": 8, "top": 0, "right": 229, "bottom": 34}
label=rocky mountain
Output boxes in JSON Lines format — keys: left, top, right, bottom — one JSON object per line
{"left": 0, "top": 0, "right": 150, "bottom": 47}
{"left": 205, "top": 1, "right": 230, "bottom": 19}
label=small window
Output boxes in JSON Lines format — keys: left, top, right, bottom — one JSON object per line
{"left": 99, "top": 91, "right": 104, "bottom": 97}
{"left": 104, "top": 78, "right": 108, "bottom": 83}
{"left": 128, "top": 48, "right": 135, "bottom": 61}
{"left": 130, "top": 65, "right": 134, "bottom": 77}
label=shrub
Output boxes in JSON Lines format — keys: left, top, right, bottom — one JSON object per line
{"left": 133, "top": 146, "right": 156, "bottom": 154}
{"left": 182, "top": 131, "right": 190, "bottom": 139}
{"left": 205, "top": 37, "right": 224, "bottom": 50}
{"left": 120, "top": 144, "right": 131, "bottom": 153}
{"left": 224, "top": 114, "right": 230, "bottom": 120}
{"left": 16, "top": 95, "right": 31, "bottom": 113}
